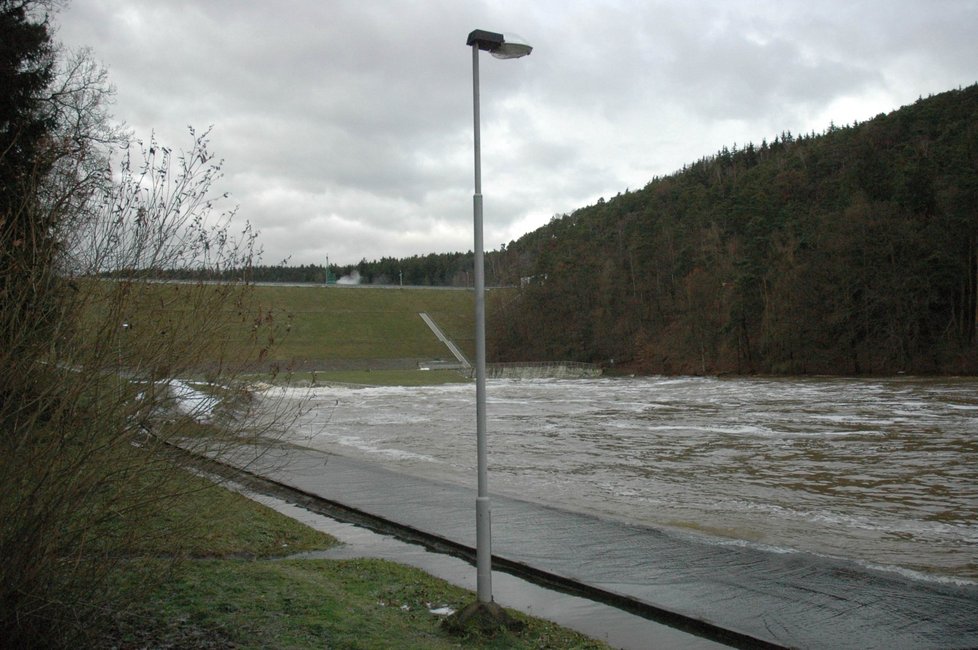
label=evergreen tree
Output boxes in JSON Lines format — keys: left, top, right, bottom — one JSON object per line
{"left": 0, "top": 0, "right": 54, "bottom": 212}
{"left": 0, "top": 0, "right": 57, "bottom": 360}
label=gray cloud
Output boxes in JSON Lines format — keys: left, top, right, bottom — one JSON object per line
{"left": 56, "top": 0, "right": 978, "bottom": 265}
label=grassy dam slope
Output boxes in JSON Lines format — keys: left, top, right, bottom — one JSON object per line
{"left": 246, "top": 285, "right": 475, "bottom": 372}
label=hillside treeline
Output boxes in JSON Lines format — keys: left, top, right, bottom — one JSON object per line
{"left": 112, "top": 252, "right": 508, "bottom": 287}
{"left": 487, "top": 85, "right": 978, "bottom": 375}
{"left": 333, "top": 252, "right": 513, "bottom": 287}
{"left": 103, "top": 263, "right": 329, "bottom": 284}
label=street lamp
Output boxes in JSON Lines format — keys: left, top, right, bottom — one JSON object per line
{"left": 467, "top": 28, "right": 532, "bottom": 607}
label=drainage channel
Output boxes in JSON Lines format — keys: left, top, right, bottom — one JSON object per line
{"left": 176, "top": 441, "right": 786, "bottom": 649}
{"left": 231, "top": 482, "right": 728, "bottom": 650}
{"left": 180, "top": 443, "right": 753, "bottom": 650}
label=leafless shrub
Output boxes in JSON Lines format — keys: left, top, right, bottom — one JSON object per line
{"left": 0, "top": 42, "right": 292, "bottom": 645}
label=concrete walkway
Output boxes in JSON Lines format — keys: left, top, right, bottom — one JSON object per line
{"left": 215, "top": 443, "right": 978, "bottom": 650}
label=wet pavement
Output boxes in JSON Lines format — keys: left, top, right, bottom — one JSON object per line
{"left": 244, "top": 489, "right": 724, "bottom": 649}
{"left": 214, "top": 443, "right": 978, "bottom": 650}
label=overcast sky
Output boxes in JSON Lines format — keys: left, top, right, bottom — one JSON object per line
{"left": 56, "top": 1, "right": 978, "bottom": 266}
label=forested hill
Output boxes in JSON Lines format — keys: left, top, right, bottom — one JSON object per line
{"left": 487, "top": 84, "right": 978, "bottom": 375}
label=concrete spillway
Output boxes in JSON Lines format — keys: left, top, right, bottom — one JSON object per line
{"left": 417, "top": 313, "right": 601, "bottom": 378}
{"left": 418, "top": 312, "right": 470, "bottom": 368}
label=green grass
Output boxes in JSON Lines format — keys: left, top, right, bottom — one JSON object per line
{"left": 82, "top": 281, "right": 475, "bottom": 372}
{"left": 250, "top": 285, "right": 475, "bottom": 363}
{"left": 128, "top": 469, "right": 339, "bottom": 558}
{"left": 105, "top": 471, "right": 607, "bottom": 649}
{"left": 115, "top": 558, "right": 607, "bottom": 649}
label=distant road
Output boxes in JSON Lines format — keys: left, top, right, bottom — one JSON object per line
{"left": 252, "top": 282, "right": 513, "bottom": 290}
{"left": 254, "top": 282, "right": 471, "bottom": 290}
{"left": 101, "top": 277, "right": 512, "bottom": 290}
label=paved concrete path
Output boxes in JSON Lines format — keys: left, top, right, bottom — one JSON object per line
{"left": 216, "top": 443, "right": 978, "bottom": 650}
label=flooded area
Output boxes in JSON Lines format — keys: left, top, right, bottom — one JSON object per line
{"left": 236, "top": 489, "right": 724, "bottom": 649}
{"left": 264, "top": 375, "right": 978, "bottom": 584}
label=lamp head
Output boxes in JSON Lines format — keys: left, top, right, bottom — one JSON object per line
{"left": 466, "top": 29, "right": 532, "bottom": 59}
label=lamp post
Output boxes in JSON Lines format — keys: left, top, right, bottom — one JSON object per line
{"left": 467, "top": 28, "right": 532, "bottom": 606}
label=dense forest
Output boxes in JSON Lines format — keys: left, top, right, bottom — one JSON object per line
{"left": 486, "top": 85, "right": 978, "bottom": 375}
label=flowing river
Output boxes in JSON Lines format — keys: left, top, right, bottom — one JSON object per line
{"left": 265, "top": 375, "right": 978, "bottom": 584}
